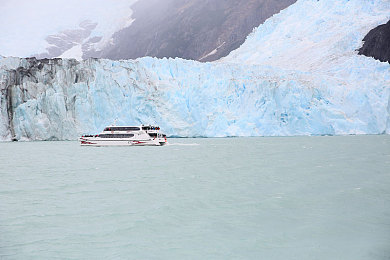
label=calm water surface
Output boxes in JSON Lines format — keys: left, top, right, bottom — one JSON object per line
{"left": 1, "top": 136, "right": 390, "bottom": 259}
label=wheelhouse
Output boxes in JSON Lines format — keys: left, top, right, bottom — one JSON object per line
{"left": 142, "top": 126, "right": 160, "bottom": 131}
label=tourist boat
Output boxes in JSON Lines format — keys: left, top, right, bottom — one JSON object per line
{"left": 79, "top": 125, "right": 167, "bottom": 146}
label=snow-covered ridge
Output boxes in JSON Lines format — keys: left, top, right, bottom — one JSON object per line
{"left": 225, "top": 0, "right": 390, "bottom": 70}
{"left": 1, "top": 0, "right": 389, "bottom": 140}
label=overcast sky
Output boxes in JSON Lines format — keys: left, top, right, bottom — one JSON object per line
{"left": 0, "top": 0, "right": 138, "bottom": 57}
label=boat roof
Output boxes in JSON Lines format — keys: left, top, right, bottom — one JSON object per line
{"left": 105, "top": 125, "right": 159, "bottom": 127}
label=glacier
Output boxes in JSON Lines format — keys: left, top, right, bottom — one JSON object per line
{"left": 1, "top": 0, "right": 390, "bottom": 141}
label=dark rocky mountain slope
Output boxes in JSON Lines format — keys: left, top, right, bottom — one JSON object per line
{"left": 359, "top": 20, "right": 390, "bottom": 63}
{"left": 90, "top": 0, "right": 296, "bottom": 61}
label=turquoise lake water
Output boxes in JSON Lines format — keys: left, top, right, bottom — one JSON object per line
{"left": 1, "top": 136, "right": 390, "bottom": 259}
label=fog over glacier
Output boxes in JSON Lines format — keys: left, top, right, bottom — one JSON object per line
{"left": 0, "top": 0, "right": 137, "bottom": 59}
{"left": 0, "top": 0, "right": 389, "bottom": 140}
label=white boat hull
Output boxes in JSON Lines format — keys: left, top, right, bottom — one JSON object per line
{"left": 80, "top": 138, "right": 166, "bottom": 146}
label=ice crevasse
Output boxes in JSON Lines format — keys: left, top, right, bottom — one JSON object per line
{"left": 0, "top": 0, "right": 389, "bottom": 140}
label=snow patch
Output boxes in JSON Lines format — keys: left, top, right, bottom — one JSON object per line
{"left": 200, "top": 42, "right": 226, "bottom": 61}
{"left": 59, "top": 45, "right": 83, "bottom": 60}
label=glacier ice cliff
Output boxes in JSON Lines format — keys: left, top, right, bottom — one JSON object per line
{"left": 1, "top": 0, "right": 390, "bottom": 141}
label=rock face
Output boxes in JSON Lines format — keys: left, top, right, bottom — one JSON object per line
{"left": 92, "top": 0, "right": 296, "bottom": 61}
{"left": 359, "top": 20, "right": 390, "bottom": 63}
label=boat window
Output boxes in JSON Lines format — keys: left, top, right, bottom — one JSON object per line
{"left": 98, "top": 134, "right": 135, "bottom": 138}
{"left": 109, "top": 127, "right": 140, "bottom": 131}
